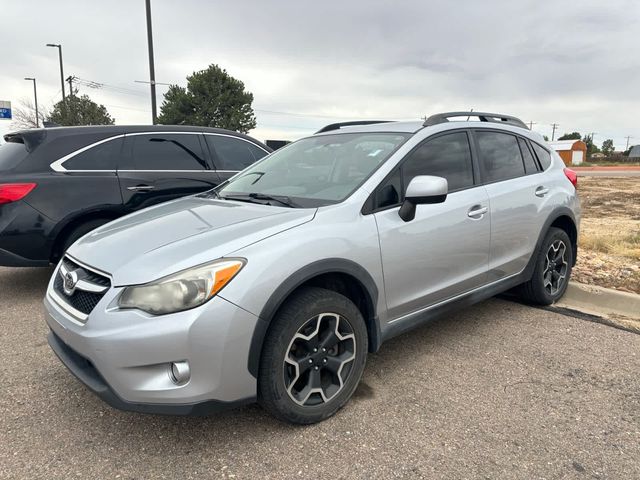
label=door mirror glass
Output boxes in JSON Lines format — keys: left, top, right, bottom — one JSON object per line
{"left": 399, "top": 175, "right": 448, "bottom": 222}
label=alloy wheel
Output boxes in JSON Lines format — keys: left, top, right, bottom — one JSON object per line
{"left": 543, "top": 239, "right": 568, "bottom": 296}
{"left": 283, "top": 313, "right": 356, "bottom": 407}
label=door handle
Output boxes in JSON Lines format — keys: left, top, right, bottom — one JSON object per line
{"left": 467, "top": 206, "right": 488, "bottom": 218}
{"left": 127, "top": 185, "right": 155, "bottom": 192}
{"left": 535, "top": 186, "right": 549, "bottom": 197}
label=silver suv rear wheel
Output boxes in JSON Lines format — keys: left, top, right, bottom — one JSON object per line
{"left": 520, "top": 227, "right": 573, "bottom": 305}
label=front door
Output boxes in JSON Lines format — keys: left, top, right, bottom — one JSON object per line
{"left": 118, "top": 132, "right": 220, "bottom": 211}
{"left": 372, "top": 131, "right": 490, "bottom": 321}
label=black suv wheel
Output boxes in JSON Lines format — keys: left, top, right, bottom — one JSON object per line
{"left": 258, "top": 287, "right": 368, "bottom": 424}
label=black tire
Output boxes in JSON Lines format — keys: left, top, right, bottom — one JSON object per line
{"left": 258, "top": 287, "right": 368, "bottom": 424}
{"left": 520, "top": 227, "right": 573, "bottom": 306}
{"left": 59, "top": 218, "right": 111, "bottom": 257}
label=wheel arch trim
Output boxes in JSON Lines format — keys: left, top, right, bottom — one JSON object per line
{"left": 247, "top": 258, "right": 380, "bottom": 378}
{"left": 525, "top": 206, "right": 578, "bottom": 279}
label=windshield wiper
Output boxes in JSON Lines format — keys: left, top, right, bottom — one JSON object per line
{"left": 198, "top": 189, "right": 221, "bottom": 199}
{"left": 222, "top": 193, "right": 299, "bottom": 208}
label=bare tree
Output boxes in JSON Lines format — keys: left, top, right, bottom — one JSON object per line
{"left": 10, "top": 98, "right": 49, "bottom": 130}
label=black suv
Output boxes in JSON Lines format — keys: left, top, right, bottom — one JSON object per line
{"left": 0, "top": 125, "right": 270, "bottom": 267}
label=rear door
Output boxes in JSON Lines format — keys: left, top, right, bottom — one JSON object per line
{"left": 118, "top": 132, "right": 220, "bottom": 211}
{"left": 203, "top": 134, "right": 269, "bottom": 183}
{"left": 473, "top": 129, "right": 546, "bottom": 282}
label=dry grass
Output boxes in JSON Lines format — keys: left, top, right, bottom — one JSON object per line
{"left": 573, "top": 177, "right": 640, "bottom": 293}
{"left": 580, "top": 231, "right": 640, "bottom": 260}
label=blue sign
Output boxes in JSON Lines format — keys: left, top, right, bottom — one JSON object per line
{"left": 0, "top": 101, "right": 11, "bottom": 119}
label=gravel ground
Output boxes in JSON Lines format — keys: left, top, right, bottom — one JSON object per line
{"left": 1, "top": 266, "right": 639, "bottom": 479}
{"left": 573, "top": 176, "right": 640, "bottom": 294}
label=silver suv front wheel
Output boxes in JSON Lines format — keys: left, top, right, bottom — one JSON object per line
{"left": 258, "top": 287, "right": 368, "bottom": 424}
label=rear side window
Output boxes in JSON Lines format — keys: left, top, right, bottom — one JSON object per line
{"left": 124, "top": 134, "right": 208, "bottom": 170}
{"left": 63, "top": 138, "right": 123, "bottom": 171}
{"left": 0, "top": 141, "right": 29, "bottom": 171}
{"left": 205, "top": 135, "right": 267, "bottom": 171}
{"left": 518, "top": 137, "right": 539, "bottom": 174}
{"left": 531, "top": 142, "right": 552, "bottom": 170}
{"left": 401, "top": 132, "right": 474, "bottom": 192}
{"left": 476, "top": 131, "right": 525, "bottom": 183}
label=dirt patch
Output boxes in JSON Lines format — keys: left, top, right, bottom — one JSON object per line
{"left": 573, "top": 177, "right": 640, "bottom": 293}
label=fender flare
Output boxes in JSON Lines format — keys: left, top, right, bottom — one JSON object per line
{"left": 247, "top": 258, "right": 380, "bottom": 378}
{"left": 522, "top": 206, "right": 578, "bottom": 280}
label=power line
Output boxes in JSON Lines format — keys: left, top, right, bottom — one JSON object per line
{"left": 550, "top": 123, "right": 559, "bottom": 141}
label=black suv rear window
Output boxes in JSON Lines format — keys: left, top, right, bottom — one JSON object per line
{"left": 63, "top": 138, "right": 123, "bottom": 171}
{"left": 0, "top": 141, "right": 29, "bottom": 171}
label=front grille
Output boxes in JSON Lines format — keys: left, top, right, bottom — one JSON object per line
{"left": 52, "top": 256, "right": 111, "bottom": 318}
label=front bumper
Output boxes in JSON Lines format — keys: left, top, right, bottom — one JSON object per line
{"left": 44, "top": 281, "right": 259, "bottom": 414}
{"left": 47, "top": 331, "right": 253, "bottom": 415}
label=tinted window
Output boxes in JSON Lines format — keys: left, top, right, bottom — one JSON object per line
{"left": 63, "top": 138, "right": 122, "bottom": 170}
{"left": 206, "top": 135, "right": 267, "bottom": 171}
{"left": 125, "top": 134, "right": 207, "bottom": 170}
{"left": 531, "top": 142, "right": 552, "bottom": 170}
{"left": 518, "top": 137, "right": 539, "bottom": 174}
{"left": 0, "top": 141, "right": 29, "bottom": 171}
{"left": 476, "top": 131, "right": 525, "bottom": 182}
{"left": 402, "top": 132, "right": 474, "bottom": 192}
{"left": 375, "top": 169, "right": 402, "bottom": 209}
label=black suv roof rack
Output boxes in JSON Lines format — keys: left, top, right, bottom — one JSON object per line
{"left": 315, "top": 120, "right": 393, "bottom": 134}
{"left": 423, "top": 111, "right": 529, "bottom": 130}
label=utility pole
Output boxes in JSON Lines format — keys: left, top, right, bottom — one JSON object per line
{"left": 46, "top": 43, "right": 66, "bottom": 102}
{"left": 528, "top": 121, "right": 536, "bottom": 130}
{"left": 24, "top": 77, "right": 39, "bottom": 128}
{"left": 551, "top": 123, "right": 559, "bottom": 140}
{"left": 145, "top": 0, "right": 158, "bottom": 124}
{"left": 625, "top": 136, "right": 633, "bottom": 150}
{"left": 66, "top": 75, "right": 75, "bottom": 96}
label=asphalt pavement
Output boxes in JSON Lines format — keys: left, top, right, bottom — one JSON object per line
{"left": 1, "top": 266, "right": 638, "bottom": 479}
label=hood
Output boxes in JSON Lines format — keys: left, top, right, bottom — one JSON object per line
{"left": 68, "top": 196, "right": 316, "bottom": 285}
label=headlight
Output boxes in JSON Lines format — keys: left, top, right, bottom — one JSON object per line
{"left": 118, "top": 259, "right": 245, "bottom": 315}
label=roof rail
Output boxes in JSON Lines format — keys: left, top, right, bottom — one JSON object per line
{"left": 315, "top": 120, "right": 393, "bottom": 134}
{"left": 423, "top": 112, "right": 529, "bottom": 130}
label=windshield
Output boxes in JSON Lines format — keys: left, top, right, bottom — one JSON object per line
{"left": 217, "top": 132, "right": 409, "bottom": 207}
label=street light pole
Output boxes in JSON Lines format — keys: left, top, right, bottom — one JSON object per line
{"left": 46, "top": 43, "right": 66, "bottom": 101}
{"left": 24, "top": 77, "right": 39, "bottom": 128}
{"left": 145, "top": 0, "right": 158, "bottom": 124}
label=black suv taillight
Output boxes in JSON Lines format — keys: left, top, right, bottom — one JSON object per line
{"left": 0, "top": 183, "right": 37, "bottom": 205}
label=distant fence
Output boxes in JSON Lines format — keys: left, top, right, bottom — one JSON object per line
{"left": 587, "top": 154, "right": 637, "bottom": 162}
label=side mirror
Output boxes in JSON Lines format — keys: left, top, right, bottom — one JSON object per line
{"left": 398, "top": 175, "right": 448, "bottom": 222}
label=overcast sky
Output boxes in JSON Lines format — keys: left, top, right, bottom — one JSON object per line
{"left": 1, "top": 0, "right": 639, "bottom": 149}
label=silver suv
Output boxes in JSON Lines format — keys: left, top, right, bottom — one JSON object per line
{"left": 45, "top": 112, "right": 580, "bottom": 424}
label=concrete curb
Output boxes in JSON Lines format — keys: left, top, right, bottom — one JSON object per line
{"left": 554, "top": 281, "right": 640, "bottom": 333}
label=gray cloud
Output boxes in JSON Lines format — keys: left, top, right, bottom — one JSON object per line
{"left": 1, "top": 0, "right": 638, "bottom": 148}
